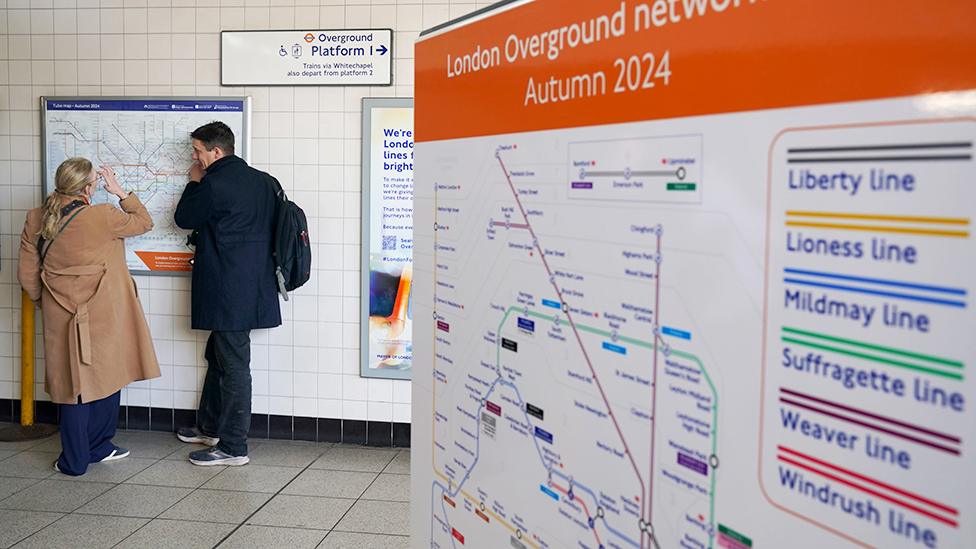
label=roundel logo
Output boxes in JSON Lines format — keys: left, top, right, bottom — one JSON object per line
{"left": 303, "top": 33, "right": 315, "bottom": 43}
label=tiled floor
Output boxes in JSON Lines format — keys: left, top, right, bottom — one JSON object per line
{"left": 0, "top": 425, "right": 410, "bottom": 548}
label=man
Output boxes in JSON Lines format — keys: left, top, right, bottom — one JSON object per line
{"left": 174, "top": 121, "right": 281, "bottom": 466}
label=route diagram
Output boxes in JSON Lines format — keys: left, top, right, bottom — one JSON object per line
{"left": 428, "top": 136, "right": 728, "bottom": 549}
{"left": 44, "top": 105, "right": 245, "bottom": 271}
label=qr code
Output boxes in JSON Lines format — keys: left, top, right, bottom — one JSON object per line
{"left": 382, "top": 235, "right": 397, "bottom": 251}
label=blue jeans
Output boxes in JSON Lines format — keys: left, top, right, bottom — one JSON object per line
{"left": 57, "top": 391, "right": 120, "bottom": 476}
{"left": 197, "top": 330, "right": 251, "bottom": 456}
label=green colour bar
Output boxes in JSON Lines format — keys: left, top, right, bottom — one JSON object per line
{"left": 718, "top": 524, "right": 752, "bottom": 547}
{"left": 781, "top": 336, "right": 963, "bottom": 381}
{"left": 782, "top": 326, "right": 962, "bottom": 368}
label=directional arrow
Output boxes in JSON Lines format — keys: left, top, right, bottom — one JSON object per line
{"left": 377, "top": 44, "right": 388, "bottom": 55}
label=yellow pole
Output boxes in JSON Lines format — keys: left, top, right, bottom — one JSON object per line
{"left": 0, "top": 291, "right": 55, "bottom": 441}
{"left": 20, "top": 290, "right": 34, "bottom": 427}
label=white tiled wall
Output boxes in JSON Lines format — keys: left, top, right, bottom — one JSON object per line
{"left": 0, "top": 0, "right": 492, "bottom": 425}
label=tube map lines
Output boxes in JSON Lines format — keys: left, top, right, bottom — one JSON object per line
{"left": 43, "top": 99, "right": 247, "bottom": 272}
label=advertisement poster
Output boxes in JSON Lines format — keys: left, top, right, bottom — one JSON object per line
{"left": 42, "top": 97, "right": 249, "bottom": 274}
{"left": 361, "top": 98, "right": 414, "bottom": 380}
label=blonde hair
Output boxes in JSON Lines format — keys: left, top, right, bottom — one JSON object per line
{"left": 39, "top": 157, "right": 93, "bottom": 240}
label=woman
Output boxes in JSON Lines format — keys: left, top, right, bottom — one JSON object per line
{"left": 17, "top": 157, "right": 160, "bottom": 476}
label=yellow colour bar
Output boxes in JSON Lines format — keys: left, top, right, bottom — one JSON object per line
{"left": 786, "top": 211, "right": 970, "bottom": 225}
{"left": 785, "top": 221, "right": 970, "bottom": 238}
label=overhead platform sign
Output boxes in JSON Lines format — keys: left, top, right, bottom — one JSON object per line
{"left": 221, "top": 29, "right": 393, "bottom": 86}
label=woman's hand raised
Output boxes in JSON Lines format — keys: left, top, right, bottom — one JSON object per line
{"left": 98, "top": 166, "right": 128, "bottom": 199}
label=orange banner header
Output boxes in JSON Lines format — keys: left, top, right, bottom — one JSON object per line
{"left": 415, "top": 0, "right": 976, "bottom": 142}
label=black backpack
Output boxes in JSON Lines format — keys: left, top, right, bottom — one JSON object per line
{"left": 270, "top": 177, "right": 311, "bottom": 300}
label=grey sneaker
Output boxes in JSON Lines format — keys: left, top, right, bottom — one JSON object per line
{"left": 188, "top": 447, "right": 249, "bottom": 467}
{"left": 177, "top": 427, "right": 219, "bottom": 447}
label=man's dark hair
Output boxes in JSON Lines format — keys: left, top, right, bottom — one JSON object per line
{"left": 191, "top": 121, "right": 235, "bottom": 155}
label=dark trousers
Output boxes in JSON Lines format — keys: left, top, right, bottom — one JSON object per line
{"left": 57, "top": 391, "right": 120, "bottom": 476}
{"left": 197, "top": 330, "right": 251, "bottom": 456}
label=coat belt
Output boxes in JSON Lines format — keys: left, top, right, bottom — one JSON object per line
{"left": 74, "top": 303, "right": 93, "bottom": 365}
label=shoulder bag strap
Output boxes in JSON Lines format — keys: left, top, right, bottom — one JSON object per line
{"left": 38, "top": 204, "right": 88, "bottom": 267}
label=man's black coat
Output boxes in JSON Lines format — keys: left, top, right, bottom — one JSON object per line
{"left": 175, "top": 155, "right": 281, "bottom": 331}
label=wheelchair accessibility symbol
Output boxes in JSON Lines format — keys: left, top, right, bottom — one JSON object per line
{"left": 279, "top": 45, "right": 287, "bottom": 57}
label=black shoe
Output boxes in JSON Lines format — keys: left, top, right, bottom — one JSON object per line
{"left": 99, "top": 446, "right": 130, "bottom": 462}
{"left": 177, "top": 427, "right": 219, "bottom": 447}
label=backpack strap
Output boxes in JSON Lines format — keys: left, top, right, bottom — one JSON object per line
{"left": 37, "top": 201, "right": 88, "bottom": 268}
{"left": 270, "top": 175, "right": 287, "bottom": 201}
{"left": 267, "top": 176, "right": 289, "bottom": 301}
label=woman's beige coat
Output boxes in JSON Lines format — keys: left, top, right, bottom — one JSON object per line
{"left": 18, "top": 194, "right": 161, "bottom": 404}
